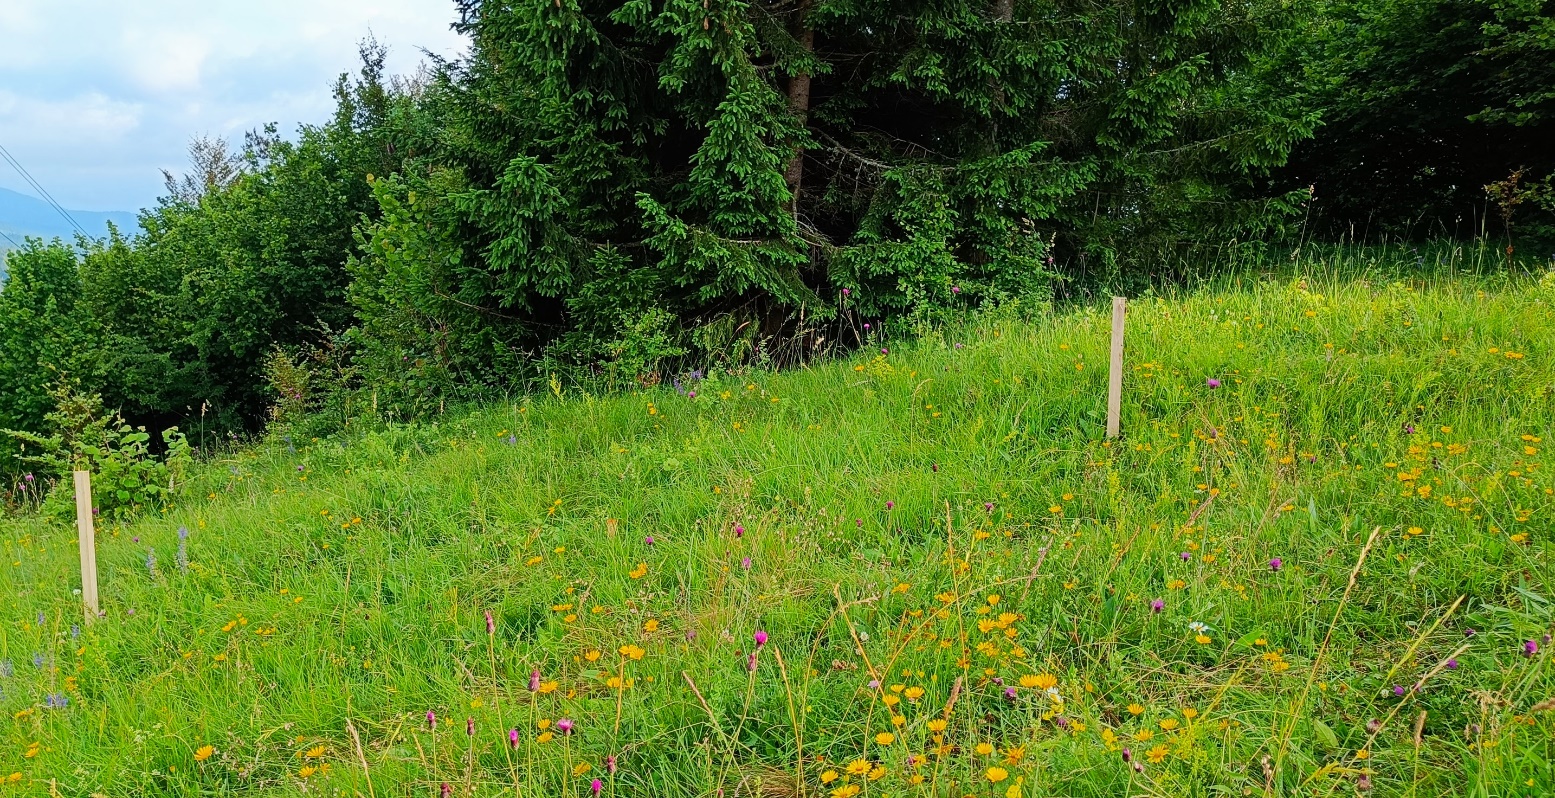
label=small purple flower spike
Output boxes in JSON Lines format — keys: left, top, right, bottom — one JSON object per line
{"left": 556, "top": 718, "right": 574, "bottom": 735}
{"left": 485, "top": 610, "right": 495, "bottom": 635}
{"left": 509, "top": 728, "right": 520, "bottom": 747}
{"left": 645, "top": 535, "right": 655, "bottom": 545}
{"left": 427, "top": 710, "right": 437, "bottom": 730}
{"left": 1150, "top": 599, "right": 1164, "bottom": 614}
{"left": 885, "top": 501, "right": 895, "bottom": 510}
{"left": 1525, "top": 640, "right": 1540, "bottom": 657}
{"left": 1206, "top": 378, "right": 1221, "bottom": 388}
{"left": 754, "top": 630, "right": 769, "bottom": 648}
{"left": 1445, "top": 658, "right": 1459, "bottom": 670}
{"left": 529, "top": 670, "right": 541, "bottom": 691}
{"left": 1180, "top": 551, "right": 1192, "bottom": 561}
{"left": 591, "top": 779, "right": 603, "bottom": 796}
{"left": 1269, "top": 557, "right": 1283, "bottom": 572}
{"left": 1392, "top": 685, "right": 1406, "bottom": 697}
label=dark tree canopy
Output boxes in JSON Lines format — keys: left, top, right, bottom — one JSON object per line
{"left": 347, "top": 0, "right": 1312, "bottom": 402}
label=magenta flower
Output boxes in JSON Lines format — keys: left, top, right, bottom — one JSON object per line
{"left": 1525, "top": 640, "right": 1539, "bottom": 657}
{"left": 746, "top": 652, "right": 759, "bottom": 672}
{"left": 1121, "top": 747, "right": 1132, "bottom": 763}
{"left": 984, "top": 502, "right": 994, "bottom": 512}
{"left": 735, "top": 524, "right": 744, "bottom": 538}
{"left": 441, "top": 783, "right": 452, "bottom": 798}
{"left": 591, "top": 779, "right": 603, "bottom": 796}
{"left": 467, "top": 717, "right": 475, "bottom": 736}
{"left": 1150, "top": 599, "right": 1164, "bottom": 614}
{"left": 485, "top": 610, "right": 495, "bottom": 635}
{"left": 427, "top": 710, "right": 437, "bottom": 730}
{"left": 951, "top": 286, "right": 961, "bottom": 294}
{"left": 741, "top": 556, "right": 752, "bottom": 570}
{"left": 881, "top": 347, "right": 889, "bottom": 355}
{"left": 1180, "top": 551, "right": 1192, "bottom": 561}
{"left": 556, "top": 718, "right": 574, "bottom": 735}
{"left": 1269, "top": 557, "right": 1283, "bottom": 572}
{"left": 754, "top": 630, "right": 769, "bottom": 648}
{"left": 509, "top": 728, "right": 520, "bottom": 747}
{"left": 1206, "top": 378, "right": 1221, "bottom": 388}
{"left": 1004, "top": 686, "right": 1017, "bottom": 699}
{"left": 645, "top": 535, "right": 655, "bottom": 545}
{"left": 529, "top": 670, "right": 541, "bottom": 691}
{"left": 606, "top": 755, "right": 618, "bottom": 774}
{"left": 842, "top": 288, "right": 851, "bottom": 296}
{"left": 885, "top": 501, "right": 895, "bottom": 510}
{"left": 1392, "top": 685, "right": 1406, "bottom": 697}
{"left": 1445, "top": 658, "right": 1459, "bottom": 670}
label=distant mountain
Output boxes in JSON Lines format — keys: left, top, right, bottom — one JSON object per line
{"left": 1, "top": 185, "right": 138, "bottom": 252}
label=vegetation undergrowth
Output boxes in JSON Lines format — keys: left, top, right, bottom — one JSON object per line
{"left": 2, "top": 270, "right": 1553, "bottom": 797}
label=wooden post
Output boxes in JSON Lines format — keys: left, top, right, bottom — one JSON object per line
{"left": 1106, "top": 297, "right": 1126, "bottom": 439}
{"left": 74, "top": 471, "right": 100, "bottom": 622}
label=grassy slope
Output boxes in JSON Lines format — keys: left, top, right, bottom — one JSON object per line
{"left": 2, "top": 272, "right": 1553, "bottom": 797}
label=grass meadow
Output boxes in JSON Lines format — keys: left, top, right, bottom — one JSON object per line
{"left": 2, "top": 262, "right": 1554, "bottom": 797}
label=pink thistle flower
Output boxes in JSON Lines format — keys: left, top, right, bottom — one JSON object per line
{"left": 529, "top": 670, "right": 540, "bottom": 691}
{"left": 556, "top": 718, "right": 574, "bottom": 735}
{"left": 754, "top": 630, "right": 769, "bottom": 648}
{"left": 427, "top": 710, "right": 437, "bottom": 730}
{"left": 591, "top": 779, "right": 603, "bottom": 796}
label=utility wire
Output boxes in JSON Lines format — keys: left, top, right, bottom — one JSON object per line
{"left": 0, "top": 138, "right": 92, "bottom": 239}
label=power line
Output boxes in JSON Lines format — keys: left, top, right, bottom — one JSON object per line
{"left": 0, "top": 138, "right": 91, "bottom": 239}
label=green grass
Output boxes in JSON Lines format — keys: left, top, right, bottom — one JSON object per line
{"left": 3, "top": 268, "right": 1554, "bottom": 797}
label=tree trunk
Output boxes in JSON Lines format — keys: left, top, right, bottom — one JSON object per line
{"left": 785, "top": 1, "right": 815, "bottom": 215}
{"left": 993, "top": 0, "right": 1013, "bottom": 22}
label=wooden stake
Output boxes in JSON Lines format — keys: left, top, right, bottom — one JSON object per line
{"left": 74, "top": 471, "right": 99, "bottom": 622}
{"left": 1106, "top": 296, "right": 1126, "bottom": 438}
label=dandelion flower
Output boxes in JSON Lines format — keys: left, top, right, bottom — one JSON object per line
{"left": 985, "top": 766, "right": 1009, "bottom": 783}
{"left": 194, "top": 745, "right": 214, "bottom": 762}
{"left": 875, "top": 732, "right": 894, "bottom": 746}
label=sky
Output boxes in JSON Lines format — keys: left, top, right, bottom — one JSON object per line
{"left": 0, "top": 1, "right": 468, "bottom": 213}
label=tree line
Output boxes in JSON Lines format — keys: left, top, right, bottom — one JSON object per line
{"left": 2, "top": 0, "right": 1551, "bottom": 478}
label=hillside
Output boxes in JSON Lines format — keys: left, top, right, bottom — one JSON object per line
{"left": 2, "top": 273, "right": 1552, "bottom": 796}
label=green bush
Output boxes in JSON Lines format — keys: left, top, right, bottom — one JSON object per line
{"left": 3, "top": 382, "right": 193, "bottom": 518}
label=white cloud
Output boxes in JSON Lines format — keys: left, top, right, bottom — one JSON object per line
{"left": 0, "top": 0, "right": 467, "bottom": 211}
{"left": 122, "top": 30, "right": 212, "bottom": 94}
